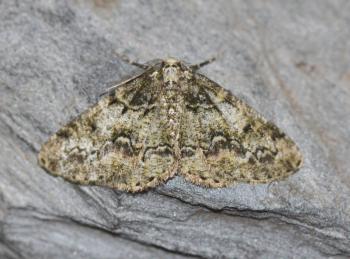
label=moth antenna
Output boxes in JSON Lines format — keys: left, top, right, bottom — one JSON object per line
{"left": 190, "top": 57, "right": 216, "bottom": 71}
{"left": 114, "top": 51, "right": 149, "bottom": 70}
{"left": 99, "top": 71, "right": 146, "bottom": 96}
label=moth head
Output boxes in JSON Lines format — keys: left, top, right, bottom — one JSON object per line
{"left": 161, "top": 58, "right": 191, "bottom": 86}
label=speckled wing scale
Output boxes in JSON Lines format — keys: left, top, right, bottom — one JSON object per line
{"left": 38, "top": 58, "right": 303, "bottom": 192}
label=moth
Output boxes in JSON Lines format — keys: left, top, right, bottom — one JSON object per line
{"left": 38, "top": 57, "right": 303, "bottom": 192}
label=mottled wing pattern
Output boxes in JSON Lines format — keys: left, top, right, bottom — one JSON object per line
{"left": 39, "top": 74, "right": 177, "bottom": 192}
{"left": 179, "top": 73, "right": 303, "bottom": 187}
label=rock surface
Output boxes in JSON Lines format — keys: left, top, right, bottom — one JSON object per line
{"left": 1, "top": 0, "right": 350, "bottom": 258}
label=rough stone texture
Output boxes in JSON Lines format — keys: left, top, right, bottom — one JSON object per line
{"left": 1, "top": 0, "right": 350, "bottom": 258}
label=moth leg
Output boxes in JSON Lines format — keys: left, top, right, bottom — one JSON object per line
{"left": 190, "top": 57, "right": 216, "bottom": 71}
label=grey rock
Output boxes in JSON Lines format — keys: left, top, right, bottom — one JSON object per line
{"left": 1, "top": 0, "right": 350, "bottom": 258}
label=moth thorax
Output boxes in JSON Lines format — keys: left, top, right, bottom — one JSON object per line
{"left": 163, "top": 66, "right": 180, "bottom": 88}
